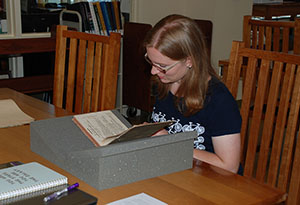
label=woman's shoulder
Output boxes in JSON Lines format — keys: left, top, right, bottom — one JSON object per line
{"left": 207, "top": 77, "right": 232, "bottom": 98}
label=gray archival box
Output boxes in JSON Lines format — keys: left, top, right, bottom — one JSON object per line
{"left": 30, "top": 110, "right": 196, "bottom": 191}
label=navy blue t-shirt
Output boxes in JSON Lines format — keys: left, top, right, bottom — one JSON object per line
{"left": 151, "top": 77, "right": 242, "bottom": 154}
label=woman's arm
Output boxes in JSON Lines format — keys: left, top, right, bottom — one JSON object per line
{"left": 152, "top": 127, "right": 241, "bottom": 173}
{"left": 193, "top": 133, "right": 241, "bottom": 173}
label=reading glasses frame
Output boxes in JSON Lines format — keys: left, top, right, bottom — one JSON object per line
{"left": 144, "top": 53, "right": 182, "bottom": 73}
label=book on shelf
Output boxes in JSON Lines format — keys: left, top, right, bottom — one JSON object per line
{"left": 105, "top": 0, "right": 117, "bottom": 32}
{"left": 94, "top": 1, "right": 108, "bottom": 35}
{"left": 112, "top": 0, "right": 122, "bottom": 31}
{"left": 72, "top": 110, "right": 174, "bottom": 147}
{"left": 0, "top": 162, "right": 67, "bottom": 201}
{"left": 93, "top": 3, "right": 104, "bottom": 35}
{"left": 88, "top": 1, "right": 100, "bottom": 34}
{"left": 100, "top": 0, "right": 112, "bottom": 35}
{"left": 83, "top": 1, "right": 95, "bottom": 33}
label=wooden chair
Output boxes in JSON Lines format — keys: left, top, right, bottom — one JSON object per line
{"left": 226, "top": 41, "right": 300, "bottom": 204}
{"left": 53, "top": 25, "right": 121, "bottom": 114}
{"left": 220, "top": 15, "right": 300, "bottom": 82}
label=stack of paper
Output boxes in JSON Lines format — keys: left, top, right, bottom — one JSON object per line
{"left": 0, "top": 99, "right": 34, "bottom": 128}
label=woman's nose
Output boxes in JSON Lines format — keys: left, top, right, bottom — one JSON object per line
{"left": 151, "top": 66, "right": 160, "bottom": 75}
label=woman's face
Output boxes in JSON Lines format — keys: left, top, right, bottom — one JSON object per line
{"left": 146, "top": 47, "right": 190, "bottom": 84}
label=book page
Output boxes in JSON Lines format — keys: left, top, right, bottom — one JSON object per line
{"left": 0, "top": 99, "right": 34, "bottom": 128}
{"left": 73, "top": 110, "right": 128, "bottom": 145}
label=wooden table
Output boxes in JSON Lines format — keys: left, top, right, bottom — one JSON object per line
{"left": 252, "top": 1, "right": 300, "bottom": 20}
{"left": 0, "top": 88, "right": 286, "bottom": 204}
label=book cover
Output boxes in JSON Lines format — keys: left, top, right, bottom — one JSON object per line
{"left": 72, "top": 110, "right": 174, "bottom": 146}
{"left": 95, "top": 1, "right": 108, "bottom": 36}
{"left": 100, "top": 0, "right": 112, "bottom": 35}
{"left": 0, "top": 162, "right": 67, "bottom": 200}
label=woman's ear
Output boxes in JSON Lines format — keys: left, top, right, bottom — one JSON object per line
{"left": 185, "top": 57, "right": 193, "bottom": 68}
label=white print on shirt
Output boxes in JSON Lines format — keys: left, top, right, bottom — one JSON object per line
{"left": 152, "top": 108, "right": 206, "bottom": 150}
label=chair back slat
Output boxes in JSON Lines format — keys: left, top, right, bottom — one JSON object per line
{"left": 53, "top": 25, "right": 121, "bottom": 114}
{"left": 252, "top": 25, "right": 258, "bottom": 49}
{"left": 91, "top": 42, "right": 103, "bottom": 112}
{"left": 74, "top": 39, "right": 87, "bottom": 113}
{"left": 83, "top": 40, "right": 95, "bottom": 113}
{"left": 265, "top": 26, "right": 272, "bottom": 51}
{"left": 273, "top": 27, "right": 281, "bottom": 52}
{"left": 282, "top": 27, "right": 290, "bottom": 53}
{"left": 226, "top": 41, "right": 300, "bottom": 204}
{"left": 225, "top": 42, "right": 243, "bottom": 99}
{"left": 258, "top": 25, "right": 264, "bottom": 49}
{"left": 239, "top": 56, "right": 257, "bottom": 158}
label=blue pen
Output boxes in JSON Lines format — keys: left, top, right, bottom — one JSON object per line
{"left": 43, "top": 183, "right": 79, "bottom": 202}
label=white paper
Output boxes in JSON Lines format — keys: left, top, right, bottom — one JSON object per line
{"left": 0, "top": 99, "right": 34, "bottom": 128}
{"left": 107, "top": 193, "right": 167, "bottom": 205}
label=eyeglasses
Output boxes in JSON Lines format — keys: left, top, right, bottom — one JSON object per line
{"left": 144, "top": 53, "right": 181, "bottom": 73}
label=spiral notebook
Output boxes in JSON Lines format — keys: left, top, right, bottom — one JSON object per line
{"left": 0, "top": 162, "right": 68, "bottom": 201}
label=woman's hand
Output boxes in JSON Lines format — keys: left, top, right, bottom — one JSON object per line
{"left": 152, "top": 129, "right": 169, "bottom": 136}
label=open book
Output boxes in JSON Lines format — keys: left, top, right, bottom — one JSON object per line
{"left": 72, "top": 110, "right": 173, "bottom": 146}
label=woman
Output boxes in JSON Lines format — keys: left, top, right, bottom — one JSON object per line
{"left": 144, "top": 14, "right": 242, "bottom": 174}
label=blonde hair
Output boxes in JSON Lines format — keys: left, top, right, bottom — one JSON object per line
{"left": 144, "top": 14, "right": 218, "bottom": 116}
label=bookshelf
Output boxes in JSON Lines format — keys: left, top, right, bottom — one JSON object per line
{"left": 63, "top": 0, "right": 123, "bottom": 36}
{"left": 0, "top": 0, "right": 126, "bottom": 110}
